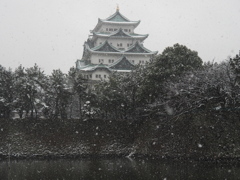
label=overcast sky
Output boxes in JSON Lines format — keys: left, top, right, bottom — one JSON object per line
{"left": 0, "top": 0, "right": 240, "bottom": 74}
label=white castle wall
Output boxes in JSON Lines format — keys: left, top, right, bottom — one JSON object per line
{"left": 89, "top": 54, "right": 120, "bottom": 64}
{"left": 91, "top": 69, "right": 110, "bottom": 80}
{"left": 78, "top": 12, "right": 156, "bottom": 82}
{"left": 81, "top": 69, "right": 110, "bottom": 81}
{"left": 95, "top": 38, "right": 139, "bottom": 50}
{"left": 99, "top": 24, "right": 135, "bottom": 33}
{"left": 89, "top": 53, "right": 151, "bottom": 65}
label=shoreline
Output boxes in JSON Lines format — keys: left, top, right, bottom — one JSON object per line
{"left": 1, "top": 117, "right": 240, "bottom": 163}
{"left": 1, "top": 153, "right": 240, "bottom": 163}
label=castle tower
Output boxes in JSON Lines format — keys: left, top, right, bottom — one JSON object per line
{"left": 76, "top": 8, "right": 157, "bottom": 81}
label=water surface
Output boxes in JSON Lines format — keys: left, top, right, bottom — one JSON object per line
{"left": 0, "top": 158, "right": 239, "bottom": 179}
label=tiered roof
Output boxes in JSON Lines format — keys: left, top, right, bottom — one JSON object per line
{"left": 91, "top": 41, "right": 120, "bottom": 52}
{"left": 79, "top": 63, "right": 111, "bottom": 72}
{"left": 80, "top": 56, "right": 135, "bottom": 73}
{"left": 91, "top": 29, "right": 148, "bottom": 42}
{"left": 105, "top": 10, "right": 130, "bottom": 22}
{"left": 110, "top": 28, "right": 131, "bottom": 37}
{"left": 93, "top": 10, "right": 140, "bottom": 32}
{"left": 85, "top": 40, "right": 157, "bottom": 55}
{"left": 109, "top": 56, "right": 135, "bottom": 70}
{"left": 76, "top": 8, "right": 158, "bottom": 75}
{"left": 125, "top": 41, "right": 152, "bottom": 53}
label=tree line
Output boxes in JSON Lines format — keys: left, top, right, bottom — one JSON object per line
{"left": 1, "top": 43, "right": 240, "bottom": 121}
{"left": 0, "top": 64, "right": 87, "bottom": 119}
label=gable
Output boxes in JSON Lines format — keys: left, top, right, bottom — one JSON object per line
{"left": 106, "top": 11, "right": 130, "bottom": 22}
{"left": 126, "top": 42, "right": 151, "bottom": 53}
{"left": 93, "top": 41, "right": 120, "bottom": 52}
{"left": 110, "top": 57, "right": 135, "bottom": 70}
{"left": 111, "top": 29, "right": 131, "bottom": 37}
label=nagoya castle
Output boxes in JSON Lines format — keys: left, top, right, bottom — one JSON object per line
{"left": 76, "top": 6, "right": 157, "bottom": 81}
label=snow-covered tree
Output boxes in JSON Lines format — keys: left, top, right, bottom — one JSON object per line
{"left": 13, "top": 65, "right": 30, "bottom": 118}
{"left": 0, "top": 65, "right": 14, "bottom": 118}
{"left": 229, "top": 54, "right": 240, "bottom": 86}
{"left": 25, "top": 64, "right": 48, "bottom": 118}
{"left": 12, "top": 64, "right": 47, "bottom": 119}
{"left": 68, "top": 67, "right": 88, "bottom": 119}
{"left": 46, "top": 69, "right": 72, "bottom": 119}
{"left": 91, "top": 66, "right": 145, "bottom": 119}
{"left": 139, "top": 43, "right": 203, "bottom": 104}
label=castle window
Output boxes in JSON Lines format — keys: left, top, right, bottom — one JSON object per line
{"left": 96, "top": 74, "right": 98, "bottom": 78}
{"left": 114, "top": 28, "right": 117, "bottom": 31}
{"left": 104, "top": 75, "right": 107, "bottom": 78}
{"left": 89, "top": 75, "right": 92, "bottom": 78}
{"left": 106, "top": 28, "right": 108, "bottom": 31}
{"left": 109, "top": 28, "right": 113, "bottom": 31}
{"left": 120, "top": 43, "right": 122, "bottom": 47}
{"left": 99, "top": 59, "right": 104, "bottom": 63}
{"left": 109, "top": 59, "right": 114, "bottom": 63}
{"left": 132, "top": 60, "right": 135, "bottom": 64}
{"left": 129, "top": 29, "right": 131, "bottom": 32}
{"left": 124, "top": 29, "right": 128, "bottom": 32}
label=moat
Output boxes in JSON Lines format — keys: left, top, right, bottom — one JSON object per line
{"left": 1, "top": 158, "right": 240, "bottom": 180}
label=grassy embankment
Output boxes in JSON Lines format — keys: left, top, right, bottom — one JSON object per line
{"left": 1, "top": 109, "right": 240, "bottom": 160}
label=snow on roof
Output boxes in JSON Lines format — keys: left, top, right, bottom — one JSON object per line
{"left": 105, "top": 10, "right": 130, "bottom": 22}
{"left": 93, "top": 31, "right": 148, "bottom": 39}
{"left": 80, "top": 64, "right": 111, "bottom": 72}
{"left": 112, "top": 69, "right": 133, "bottom": 73}
{"left": 91, "top": 41, "right": 120, "bottom": 52}
{"left": 125, "top": 41, "right": 152, "bottom": 53}
{"left": 92, "top": 10, "right": 140, "bottom": 32}
{"left": 109, "top": 56, "right": 135, "bottom": 70}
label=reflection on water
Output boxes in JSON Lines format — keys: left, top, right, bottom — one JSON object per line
{"left": 0, "top": 158, "right": 240, "bottom": 180}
